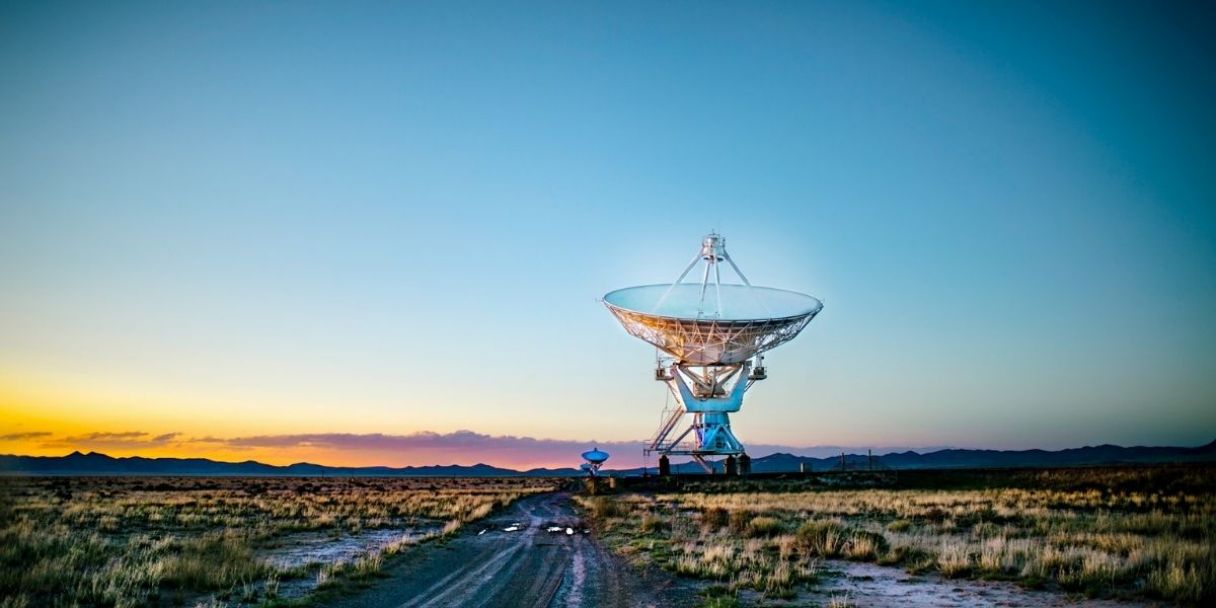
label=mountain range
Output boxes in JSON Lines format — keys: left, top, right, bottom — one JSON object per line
{"left": 2, "top": 440, "right": 1213, "bottom": 476}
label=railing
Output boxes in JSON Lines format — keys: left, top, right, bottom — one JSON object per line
{"left": 645, "top": 441, "right": 701, "bottom": 455}
{"left": 647, "top": 405, "right": 686, "bottom": 449}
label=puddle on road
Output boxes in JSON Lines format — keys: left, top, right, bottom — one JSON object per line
{"left": 192, "top": 525, "right": 448, "bottom": 605}
{"left": 257, "top": 525, "right": 442, "bottom": 571}
{"left": 805, "top": 560, "right": 1153, "bottom": 608}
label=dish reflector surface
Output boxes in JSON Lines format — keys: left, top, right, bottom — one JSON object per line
{"left": 582, "top": 448, "right": 610, "bottom": 464}
{"left": 603, "top": 284, "right": 822, "bottom": 365}
{"left": 603, "top": 284, "right": 820, "bottom": 321}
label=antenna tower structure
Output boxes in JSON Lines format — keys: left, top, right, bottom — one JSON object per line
{"left": 602, "top": 233, "right": 822, "bottom": 472}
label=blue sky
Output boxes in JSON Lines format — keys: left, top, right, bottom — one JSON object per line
{"left": 1, "top": 1, "right": 1213, "bottom": 465}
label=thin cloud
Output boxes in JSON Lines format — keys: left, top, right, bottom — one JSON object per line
{"left": 204, "top": 431, "right": 898, "bottom": 468}
{"left": 25, "top": 428, "right": 946, "bottom": 469}
{"left": 0, "top": 431, "right": 52, "bottom": 441}
{"left": 215, "top": 430, "right": 642, "bottom": 467}
{"left": 222, "top": 430, "right": 620, "bottom": 452}
{"left": 68, "top": 431, "right": 148, "bottom": 441}
{"left": 213, "top": 431, "right": 931, "bottom": 459}
{"left": 43, "top": 430, "right": 186, "bottom": 450}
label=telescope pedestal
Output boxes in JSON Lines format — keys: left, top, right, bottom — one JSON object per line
{"left": 646, "top": 362, "right": 753, "bottom": 472}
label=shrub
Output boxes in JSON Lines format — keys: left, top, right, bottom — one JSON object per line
{"left": 351, "top": 553, "right": 383, "bottom": 580}
{"left": 728, "top": 510, "right": 754, "bottom": 534}
{"left": 937, "top": 542, "right": 973, "bottom": 578}
{"left": 702, "top": 507, "right": 729, "bottom": 531}
{"left": 795, "top": 520, "right": 846, "bottom": 557}
{"left": 887, "top": 519, "right": 913, "bottom": 532}
{"left": 158, "top": 532, "right": 265, "bottom": 590}
{"left": 587, "top": 496, "right": 621, "bottom": 520}
{"left": 746, "top": 516, "right": 782, "bottom": 538}
{"left": 641, "top": 512, "right": 669, "bottom": 534}
{"left": 844, "top": 531, "right": 887, "bottom": 561}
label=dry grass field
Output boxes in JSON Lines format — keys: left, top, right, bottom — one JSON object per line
{"left": 577, "top": 466, "right": 1215, "bottom": 606}
{"left": 0, "top": 476, "right": 557, "bottom": 608}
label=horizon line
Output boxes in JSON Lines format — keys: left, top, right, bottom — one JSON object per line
{"left": 4, "top": 436, "right": 1212, "bottom": 472}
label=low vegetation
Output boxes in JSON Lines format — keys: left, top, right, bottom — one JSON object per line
{"left": 577, "top": 465, "right": 1215, "bottom": 605}
{"left": 0, "top": 476, "right": 556, "bottom": 607}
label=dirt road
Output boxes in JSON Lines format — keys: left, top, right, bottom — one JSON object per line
{"left": 326, "top": 492, "right": 686, "bottom": 608}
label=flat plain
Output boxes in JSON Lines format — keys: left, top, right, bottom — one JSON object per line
{"left": 0, "top": 476, "right": 557, "bottom": 607}
{"left": 1, "top": 466, "right": 1213, "bottom": 607}
{"left": 579, "top": 466, "right": 1215, "bottom": 607}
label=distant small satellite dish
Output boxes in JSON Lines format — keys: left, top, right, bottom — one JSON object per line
{"left": 580, "top": 446, "right": 610, "bottom": 477}
{"left": 581, "top": 447, "right": 610, "bottom": 465}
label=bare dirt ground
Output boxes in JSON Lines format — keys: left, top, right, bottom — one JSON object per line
{"left": 802, "top": 560, "right": 1159, "bottom": 608}
{"left": 325, "top": 492, "right": 692, "bottom": 608}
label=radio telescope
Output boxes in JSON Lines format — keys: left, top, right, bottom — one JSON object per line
{"left": 581, "top": 447, "right": 609, "bottom": 477}
{"left": 602, "top": 233, "right": 822, "bottom": 472}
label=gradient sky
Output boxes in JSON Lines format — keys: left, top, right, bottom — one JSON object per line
{"left": 2, "top": 1, "right": 1214, "bottom": 469}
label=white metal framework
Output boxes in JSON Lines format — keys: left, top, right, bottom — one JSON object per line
{"left": 602, "top": 233, "right": 822, "bottom": 471}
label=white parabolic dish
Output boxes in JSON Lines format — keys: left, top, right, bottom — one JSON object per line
{"left": 603, "top": 283, "right": 823, "bottom": 365}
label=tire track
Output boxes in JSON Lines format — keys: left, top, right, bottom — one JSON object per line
{"left": 328, "top": 492, "right": 676, "bottom": 608}
{"left": 398, "top": 540, "right": 525, "bottom": 608}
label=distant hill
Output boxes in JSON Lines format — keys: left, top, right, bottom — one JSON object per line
{"left": 638, "top": 440, "right": 1216, "bottom": 475}
{"left": 0, "top": 451, "right": 581, "bottom": 477}
{"left": 1, "top": 440, "right": 1212, "bottom": 476}
{"left": 612, "top": 440, "right": 1216, "bottom": 476}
